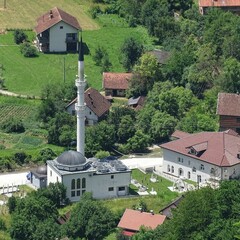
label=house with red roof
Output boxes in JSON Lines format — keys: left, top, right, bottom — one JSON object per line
{"left": 35, "top": 7, "right": 81, "bottom": 52}
{"left": 66, "top": 87, "right": 111, "bottom": 125}
{"left": 199, "top": 0, "right": 240, "bottom": 15}
{"left": 118, "top": 209, "right": 166, "bottom": 237}
{"left": 161, "top": 130, "right": 240, "bottom": 183}
{"left": 102, "top": 72, "right": 132, "bottom": 97}
{"left": 217, "top": 93, "right": 240, "bottom": 134}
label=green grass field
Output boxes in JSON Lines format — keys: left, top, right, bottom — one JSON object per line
{"left": 0, "top": 14, "right": 153, "bottom": 96}
{"left": 0, "top": 0, "right": 99, "bottom": 30}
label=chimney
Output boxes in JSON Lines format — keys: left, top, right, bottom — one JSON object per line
{"left": 49, "top": 10, "right": 53, "bottom": 19}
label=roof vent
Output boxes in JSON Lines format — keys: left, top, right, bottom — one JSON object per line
{"left": 49, "top": 10, "right": 53, "bottom": 19}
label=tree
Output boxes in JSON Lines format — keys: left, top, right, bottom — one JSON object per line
{"left": 37, "top": 99, "right": 56, "bottom": 123}
{"left": 128, "top": 53, "right": 162, "bottom": 97}
{"left": 120, "top": 37, "right": 143, "bottom": 71}
{"left": 150, "top": 111, "right": 177, "bottom": 142}
{"left": 126, "top": 130, "right": 150, "bottom": 153}
{"left": 218, "top": 57, "right": 240, "bottom": 93}
{"left": 117, "top": 115, "right": 135, "bottom": 143}
{"left": 13, "top": 29, "right": 27, "bottom": 44}
{"left": 1, "top": 118, "right": 25, "bottom": 133}
{"left": 64, "top": 193, "right": 116, "bottom": 240}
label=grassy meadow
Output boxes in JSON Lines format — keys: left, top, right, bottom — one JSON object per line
{"left": 0, "top": 0, "right": 99, "bottom": 30}
{"left": 0, "top": 14, "right": 153, "bottom": 96}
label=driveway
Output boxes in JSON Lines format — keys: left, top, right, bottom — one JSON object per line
{"left": 120, "top": 157, "right": 163, "bottom": 170}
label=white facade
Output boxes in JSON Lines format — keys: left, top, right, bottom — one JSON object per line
{"left": 67, "top": 104, "right": 98, "bottom": 125}
{"left": 47, "top": 161, "right": 131, "bottom": 202}
{"left": 162, "top": 149, "right": 240, "bottom": 183}
{"left": 49, "top": 21, "right": 78, "bottom": 52}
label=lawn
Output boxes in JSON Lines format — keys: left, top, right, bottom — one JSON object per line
{"left": 0, "top": 0, "right": 99, "bottom": 30}
{"left": 102, "top": 169, "right": 179, "bottom": 214}
{"left": 0, "top": 14, "right": 154, "bottom": 96}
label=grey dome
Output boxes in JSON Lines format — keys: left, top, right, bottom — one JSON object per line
{"left": 57, "top": 150, "right": 86, "bottom": 166}
{"left": 36, "top": 165, "right": 47, "bottom": 175}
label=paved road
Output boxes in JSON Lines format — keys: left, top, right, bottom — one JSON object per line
{"left": 0, "top": 171, "right": 29, "bottom": 188}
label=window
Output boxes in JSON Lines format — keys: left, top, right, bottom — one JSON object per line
{"left": 60, "top": 26, "right": 63, "bottom": 29}
{"left": 188, "top": 171, "right": 191, "bottom": 179}
{"left": 178, "top": 157, "right": 183, "bottom": 163}
{"left": 77, "top": 178, "right": 81, "bottom": 189}
{"left": 77, "top": 190, "right": 81, "bottom": 196}
{"left": 167, "top": 165, "right": 170, "bottom": 172}
{"left": 210, "top": 168, "right": 215, "bottom": 174}
{"left": 118, "top": 186, "right": 125, "bottom": 191}
{"left": 71, "top": 191, "right": 75, "bottom": 197}
{"left": 237, "top": 117, "right": 240, "bottom": 123}
{"left": 111, "top": 175, "right": 114, "bottom": 179}
{"left": 71, "top": 179, "right": 75, "bottom": 190}
{"left": 171, "top": 166, "right": 174, "bottom": 173}
{"left": 82, "top": 178, "right": 86, "bottom": 188}
{"left": 200, "top": 164, "right": 205, "bottom": 170}
{"left": 197, "top": 175, "right": 202, "bottom": 182}
{"left": 89, "top": 111, "right": 92, "bottom": 115}
{"left": 108, "top": 187, "right": 114, "bottom": 191}
{"left": 192, "top": 167, "right": 196, "bottom": 172}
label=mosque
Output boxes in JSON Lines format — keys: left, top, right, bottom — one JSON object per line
{"left": 31, "top": 37, "right": 131, "bottom": 202}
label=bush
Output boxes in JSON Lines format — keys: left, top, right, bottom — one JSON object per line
{"left": 0, "top": 218, "right": 6, "bottom": 231}
{"left": 0, "top": 144, "right": 5, "bottom": 150}
{"left": 1, "top": 118, "right": 25, "bottom": 133}
{"left": 13, "top": 151, "right": 30, "bottom": 165}
{"left": 89, "top": 5, "right": 102, "bottom": 19}
{"left": 20, "top": 42, "right": 38, "bottom": 57}
{"left": 95, "top": 150, "right": 110, "bottom": 159}
{"left": 14, "top": 29, "right": 28, "bottom": 44}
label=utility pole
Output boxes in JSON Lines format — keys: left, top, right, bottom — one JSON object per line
{"left": 63, "top": 57, "right": 66, "bottom": 83}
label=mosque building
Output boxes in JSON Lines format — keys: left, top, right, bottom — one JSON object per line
{"left": 45, "top": 37, "right": 131, "bottom": 202}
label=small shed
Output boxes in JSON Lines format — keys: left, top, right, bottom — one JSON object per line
{"left": 103, "top": 72, "right": 132, "bottom": 97}
{"left": 30, "top": 165, "right": 47, "bottom": 188}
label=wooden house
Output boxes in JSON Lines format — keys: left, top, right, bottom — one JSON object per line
{"left": 217, "top": 92, "right": 240, "bottom": 133}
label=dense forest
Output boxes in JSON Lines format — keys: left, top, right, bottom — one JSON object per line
{"left": 37, "top": 0, "right": 240, "bottom": 157}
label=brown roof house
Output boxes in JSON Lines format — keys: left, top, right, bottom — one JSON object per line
{"left": 66, "top": 88, "right": 111, "bottom": 125}
{"left": 102, "top": 72, "right": 132, "bottom": 97}
{"left": 199, "top": 0, "right": 240, "bottom": 15}
{"left": 35, "top": 7, "right": 81, "bottom": 52}
{"left": 217, "top": 92, "right": 240, "bottom": 134}
{"left": 128, "top": 96, "right": 145, "bottom": 110}
{"left": 161, "top": 130, "right": 240, "bottom": 184}
{"left": 118, "top": 209, "right": 166, "bottom": 237}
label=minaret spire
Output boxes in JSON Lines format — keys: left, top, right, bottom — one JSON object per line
{"left": 75, "top": 33, "right": 86, "bottom": 155}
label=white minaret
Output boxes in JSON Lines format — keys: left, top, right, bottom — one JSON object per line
{"left": 75, "top": 36, "right": 86, "bottom": 155}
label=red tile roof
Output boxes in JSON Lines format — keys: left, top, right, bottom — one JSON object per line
{"left": 171, "top": 130, "right": 191, "bottom": 139}
{"left": 217, "top": 93, "right": 240, "bottom": 116}
{"left": 118, "top": 209, "right": 166, "bottom": 231}
{"left": 199, "top": 0, "right": 240, "bottom": 7}
{"left": 103, "top": 72, "right": 132, "bottom": 90}
{"left": 66, "top": 88, "right": 111, "bottom": 117}
{"left": 35, "top": 7, "right": 81, "bottom": 34}
{"left": 161, "top": 131, "right": 240, "bottom": 167}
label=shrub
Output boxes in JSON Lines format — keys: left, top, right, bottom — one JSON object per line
{"left": 1, "top": 118, "right": 25, "bottom": 133}
{"left": 0, "top": 144, "right": 5, "bottom": 150}
{"left": 95, "top": 150, "right": 110, "bottom": 159}
{"left": 20, "top": 42, "right": 38, "bottom": 57}
{"left": 13, "top": 29, "right": 28, "bottom": 44}
{"left": 13, "top": 151, "right": 29, "bottom": 165}
{"left": 0, "top": 218, "right": 6, "bottom": 231}
{"left": 89, "top": 5, "right": 102, "bottom": 19}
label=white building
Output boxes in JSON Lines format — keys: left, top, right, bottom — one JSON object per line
{"left": 66, "top": 87, "right": 111, "bottom": 125}
{"left": 161, "top": 130, "right": 240, "bottom": 183}
{"left": 46, "top": 37, "right": 131, "bottom": 202}
{"left": 35, "top": 7, "right": 81, "bottom": 52}
{"left": 47, "top": 151, "right": 131, "bottom": 201}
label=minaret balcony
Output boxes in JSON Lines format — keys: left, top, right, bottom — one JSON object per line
{"left": 75, "top": 80, "right": 86, "bottom": 87}
{"left": 75, "top": 104, "right": 86, "bottom": 112}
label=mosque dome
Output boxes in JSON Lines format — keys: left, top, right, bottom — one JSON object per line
{"left": 56, "top": 150, "right": 86, "bottom": 166}
{"left": 36, "top": 165, "right": 47, "bottom": 175}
